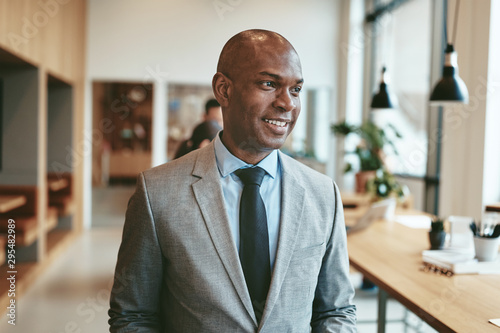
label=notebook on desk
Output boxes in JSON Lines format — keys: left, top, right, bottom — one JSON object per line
{"left": 422, "top": 249, "right": 500, "bottom": 274}
{"left": 346, "top": 198, "right": 396, "bottom": 235}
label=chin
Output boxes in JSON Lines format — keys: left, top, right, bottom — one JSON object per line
{"left": 262, "top": 137, "right": 288, "bottom": 150}
{"left": 237, "top": 132, "right": 289, "bottom": 154}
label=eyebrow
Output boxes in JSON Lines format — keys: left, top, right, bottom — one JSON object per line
{"left": 258, "top": 71, "right": 304, "bottom": 84}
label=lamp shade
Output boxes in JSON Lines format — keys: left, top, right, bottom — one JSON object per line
{"left": 430, "top": 44, "right": 468, "bottom": 105}
{"left": 371, "top": 67, "right": 397, "bottom": 109}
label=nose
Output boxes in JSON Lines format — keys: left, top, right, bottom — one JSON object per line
{"left": 273, "top": 89, "right": 296, "bottom": 112}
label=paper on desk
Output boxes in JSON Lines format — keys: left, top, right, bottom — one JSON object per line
{"left": 489, "top": 319, "right": 500, "bottom": 328}
{"left": 422, "top": 250, "right": 500, "bottom": 274}
{"left": 395, "top": 215, "right": 432, "bottom": 229}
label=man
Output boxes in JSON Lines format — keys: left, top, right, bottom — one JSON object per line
{"left": 174, "top": 118, "right": 222, "bottom": 159}
{"left": 203, "top": 98, "right": 224, "bottom": 128}
{"left": 174, "top": 98, "right": 223, "bottom": 159}
{"left": 109, "top": 29, "right": 357, "bottom": 332}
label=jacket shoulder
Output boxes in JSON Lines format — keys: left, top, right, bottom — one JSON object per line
{"left": 279, "top": 152, "right": 333, "bottom": 186}
{"left": 141, "top": 147, "right": 204, "bottom": 185}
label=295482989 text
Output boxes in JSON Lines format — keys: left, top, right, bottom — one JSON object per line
{"left": 6, "top": 219, "right": 17, "bottom": 326}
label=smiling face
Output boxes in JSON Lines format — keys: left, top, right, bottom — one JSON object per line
{"left": 213, "top": 30, "right": 303, "bottom": 164}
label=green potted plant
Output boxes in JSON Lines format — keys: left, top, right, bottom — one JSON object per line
{"left": 366, "top": 169, "right": 408, "bottom": 201}
{"left": 331, "top": 120, "right": 401, "bottom": 193}
{"left": 429, "top": 217, "right": 446, "bottom": 250}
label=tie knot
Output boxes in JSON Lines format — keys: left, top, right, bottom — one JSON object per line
{"left": 235, "top": 167, "right": 266, "bottom": 187}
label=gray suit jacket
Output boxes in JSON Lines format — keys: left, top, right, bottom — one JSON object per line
{"left": 109, "top": 142, "right": 356, "bottom": 332}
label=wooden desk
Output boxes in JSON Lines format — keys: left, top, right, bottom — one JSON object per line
{"left": 486, "top": 202, "right": 500, "bottom": 213}
{"left": 347, "top": 219, "right": 500, "bottom": 332}
{"left": 341, "top": 192, "right": 414, "bottom": 210}
{"left": 0, "top": 195, "right": 27, "bottom": 213}
{"left": 341, "top": 192, "right": 372, "bottom": 208}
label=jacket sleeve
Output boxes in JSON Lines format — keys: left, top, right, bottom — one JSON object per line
{"left": 310, "top": 181, "right": 357, "bottom": 332}
{"left": 108, "top": 172, "right": 164, "bottom": 332}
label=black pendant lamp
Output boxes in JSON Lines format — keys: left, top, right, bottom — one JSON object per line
{"left": 430, "top": 0, "right": 468, "bottom": 105}
{"left": 371, "top": 66, "right": 397, "bottom": 109}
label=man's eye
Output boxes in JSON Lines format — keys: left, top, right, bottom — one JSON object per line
{"left": 292, "top": 86, "right": 302, "bottom": 94}
{"left": 262, "top": 81, "right": 275, "bottom": 88}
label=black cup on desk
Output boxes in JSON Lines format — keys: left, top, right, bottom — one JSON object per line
{"left": 429, "top": 218, "right": 446, "bottom": 250}
{"left": 429, "top": 231, "right": 446, "bottom": 250}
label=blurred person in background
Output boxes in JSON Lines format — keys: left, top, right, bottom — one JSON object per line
{"left": 174, "top": 98, "right": 223, "bottom": 159}
{"left": 204, "top": 98, "right": 223, "bottom": 128}
{"left": 174, "top": 118, "right": 222, "bottom": 159}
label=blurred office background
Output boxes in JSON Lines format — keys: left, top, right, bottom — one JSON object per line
{"left": 0, "top": 0, "right": 499, "bottom": 332}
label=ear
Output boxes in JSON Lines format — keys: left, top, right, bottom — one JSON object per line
{"left": 212, "top": 72, "right": 232, "bottom": 107}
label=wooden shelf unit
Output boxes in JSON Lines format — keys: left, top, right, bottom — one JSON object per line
{"left": 0, "top": 0, "right": 86, "bottom": 314}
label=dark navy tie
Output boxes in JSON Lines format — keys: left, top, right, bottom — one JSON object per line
{"left": 234, "top": 167, "right": 270, "bottom": 322}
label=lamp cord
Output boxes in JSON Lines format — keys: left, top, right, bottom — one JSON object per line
{"left": 445, "top": 0, "right": 461, "bottom": 46}
{"left": 452, "top": 0, "right": 460, "bottom": 45}
{"left": 443, "top": 0, "right": 448, "bottom": 44}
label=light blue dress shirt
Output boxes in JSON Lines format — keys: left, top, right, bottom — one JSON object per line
{"left": 214, "top": 133, "right": 282, "bottom": 270}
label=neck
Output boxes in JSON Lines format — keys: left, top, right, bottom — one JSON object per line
{"left": 220, "top": 132, "right": 273, "bottom": 165}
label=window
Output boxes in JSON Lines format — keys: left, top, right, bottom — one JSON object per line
{"left": 370, "top": 0, "right": 432, "bottom": 177}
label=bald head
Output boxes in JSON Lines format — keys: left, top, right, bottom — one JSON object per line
{"left": 212, "top": 29, "right": 303, "bottom": 164}
{"left": 217, "top": 29, "right": 300, "bottom": 79}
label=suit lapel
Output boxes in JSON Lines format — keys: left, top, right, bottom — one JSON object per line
{"left": 191, "top": 143, "right": 257, "bottom": 324}
{"left": 259, "top": 152, "right": 306, "bottom": 328}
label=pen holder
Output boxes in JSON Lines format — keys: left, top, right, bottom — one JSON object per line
{"left": 473, "top": 236, "right": 499, "bottom": 262}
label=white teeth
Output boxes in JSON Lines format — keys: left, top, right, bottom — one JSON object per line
{"left": 265, "top": 119, "right": 287, "bottom": 127}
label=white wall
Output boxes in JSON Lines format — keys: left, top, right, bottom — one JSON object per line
{"left": 438, "top": 0, "right": 498, "bottom": 219}
{"left": 482, "top": 0, "right": 500, "bottom": 208}
{"left": 87, "top": 0, "right": 338, "bottom": 87}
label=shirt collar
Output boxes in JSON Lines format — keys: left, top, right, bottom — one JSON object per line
{"left": 214, "top": 132, "right": 278, "bottom": 179}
